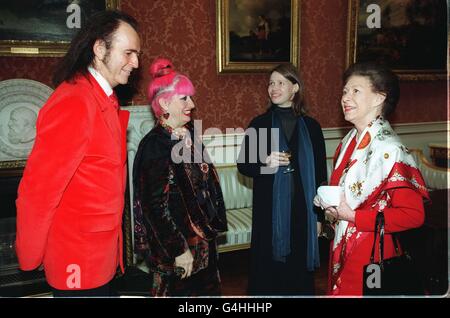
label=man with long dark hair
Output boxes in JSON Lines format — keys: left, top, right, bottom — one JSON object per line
{"left": 15, "top": 10, "right": 141, "bottom": 297}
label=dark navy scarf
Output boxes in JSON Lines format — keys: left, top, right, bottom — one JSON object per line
{"left": 271, "top": 113, "right": 320, "bottom": 271}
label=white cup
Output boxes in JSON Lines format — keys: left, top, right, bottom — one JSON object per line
{"left": 317, "top": 185, "right": 343, "bottom": 206}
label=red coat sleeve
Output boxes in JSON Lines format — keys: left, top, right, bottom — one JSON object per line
{"left": 15, "top": 95, "right": 93, "bottom": 270}
{"left": 355, "top": 188, "right": 425, "bottom": 233}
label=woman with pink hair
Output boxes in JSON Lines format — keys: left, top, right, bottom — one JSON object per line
{"left": 132, "top": 58, "right": 228, "bottom": 296}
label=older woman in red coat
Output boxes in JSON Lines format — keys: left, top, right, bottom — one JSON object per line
{"left": 314, "top": 62, "right": 429, "bottom": 296}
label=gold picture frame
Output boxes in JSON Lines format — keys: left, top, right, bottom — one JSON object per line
{"left": 0, "top": 0, "right": 120, "bottom": 57}
{"left": 0, "top": 160, "right": 26, "bottom": 170}
{"left": 346, "top": 0, "right": 447, "bottom": 80}
{"left": 216, "top": 0, "right": 300, "bottom": 74}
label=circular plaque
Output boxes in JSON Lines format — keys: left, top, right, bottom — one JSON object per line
{"left": 0, "top": 79, "right": 53, "bottom": 160}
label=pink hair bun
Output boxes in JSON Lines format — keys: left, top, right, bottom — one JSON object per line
{"left": 149, "top": 57, "right": 175, "bottom": 79}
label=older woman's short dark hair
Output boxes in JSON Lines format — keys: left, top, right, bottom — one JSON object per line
{"left": 343, "top": 62, "right": 400, "bottom": 117}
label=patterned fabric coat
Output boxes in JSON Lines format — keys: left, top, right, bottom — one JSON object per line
{"left": 133, "top": 123, "right": 227, "bottom": 296}
{"left": 328, "top": 117, "right": 429, "bottom": 295}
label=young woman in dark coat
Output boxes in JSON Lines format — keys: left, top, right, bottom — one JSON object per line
{"left": 237, "top": 63, "right": 327, "bottom": 295}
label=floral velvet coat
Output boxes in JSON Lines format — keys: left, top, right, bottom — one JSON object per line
{"left": 133, "top": 124, "right": 227, "bottom": 296}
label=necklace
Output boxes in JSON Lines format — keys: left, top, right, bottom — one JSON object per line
{"left": 159, "top": 120, "right": 187, "bottom": 139}
{"left": 159, "top": 119, "right": 175, "bottom": 134}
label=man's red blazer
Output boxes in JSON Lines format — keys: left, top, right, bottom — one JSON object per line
{"left": 16, "top": 74, "right": 130, "bottom": 290}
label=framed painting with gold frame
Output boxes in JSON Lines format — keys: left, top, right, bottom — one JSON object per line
{"left": 346, "top": 0, "right": 447, "bottom": 80}
{"left": 216, "top": 0, "right": 300, "bottom": 74}
{"left": 0, "top": 0, "right": 120, "bottom": 57}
